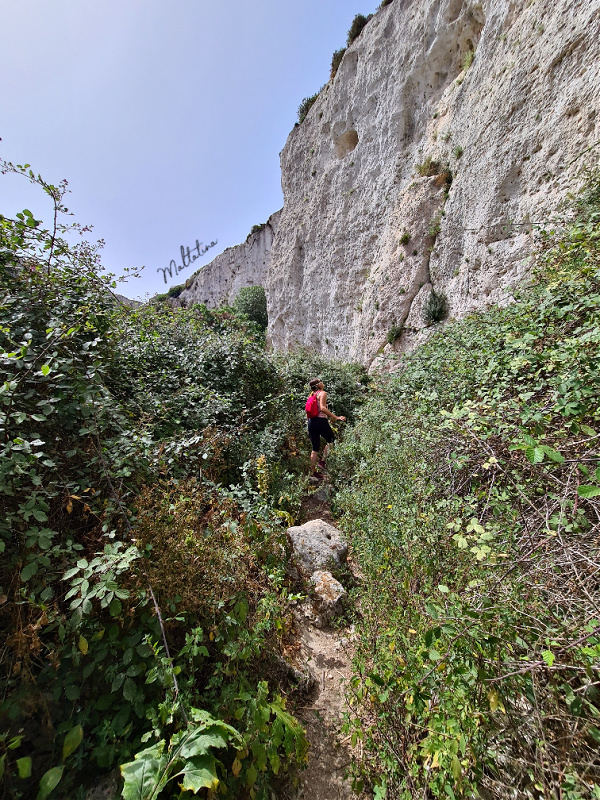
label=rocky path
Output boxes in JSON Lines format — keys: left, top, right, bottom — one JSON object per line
{"left": 279, "top": 481, "right": 364, "bottom": 800}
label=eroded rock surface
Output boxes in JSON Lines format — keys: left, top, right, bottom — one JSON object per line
{"left": 179, "top": 0, "right": 600, "bottom": 369}
{"left": 287, "top": 519, "right": 348, "bottom": 575}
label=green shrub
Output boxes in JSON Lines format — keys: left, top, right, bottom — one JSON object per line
{"left": 386, "top": 324, "right": 403, "bottom": 344}
{"left": 415, "top": 156, "right": 440, "bottom": 177}
{"left": 297, "top": 93, "right": 319, "bottom": 124}
{"left": 399, "top": 231, "right": 411, "bottom": 245}
{"left": 423, "top": 289, "right": 448, "bottom": 323}
{"left": 233, "top": 284, "right": 268, "bottom": 331}
{"left": 248, "top": 221, "right": 266, "bottom": 237}
{"left": 0, "top": 162, "right": 315, "bottom": 799}
{"left": 379, "top": 0, "right": 394, "bottom": 6}
{"left": 461, "top": 49, "right": 475, "bottom": 71}
{"left": 346, "top": 14, "right": 373, "bottom": 47}
{"left": 453, "top": 144, "right": 464, "bottom": 159}
{"left": 167, "top": 282, "right": 184, "bottom": 298}
{"left": 330, "top": 47, "right": 346, "bottom": 79}
{"left": 428, "top": 213, "right": 443, "bottom": 239}
{"left": 333, "top": 175, "right": 600, "bottom": 797}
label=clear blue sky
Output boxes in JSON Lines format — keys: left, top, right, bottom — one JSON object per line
{"left": 1, "top": 1, "right": 380, "bottom": 299}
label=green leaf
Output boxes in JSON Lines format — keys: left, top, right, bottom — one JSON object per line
{"left": 40, "top": 364, "right": 50, "bottom": 376}
{"left": 596, "top": 467, "right": 600, "bottom": 483}
{"left": 578, "top": 485, "right": 600, "bottom": 499}
{"left": 437, "top": 584, "right": 449, "bottom": 594}
{"left": 20, "top": 560, "right": 39, "bottom": 582}
{"left": 177, "top": 727, "right": 230, "bottom": 759}
{"left": 246, "top": 762, "right": 258, "bottom": 788}
{"left": 588, "top": 725, "right": 600, "bottom": 744}
{"left": 428, "top": 648, "right": 442, "bottom": 661}
{"left": 542, "top": 650, "right": 555, "bottom": 668}
{"left": 526, "top": 446, "right": 544, "bottom": 464}
{"left": 17, "top": 756, "right": 32, "bottom": 779}
{"left": 37, "top": 766, "right": 64, "bottom": 800}
{"left": 580, "top": 425, "right": 596, "bottom": 436}
{"left": 120, "top": 744, "right": 169, "bottom": 800}
{"left": 62, "top": 725, "right": 83, "bottom": 761}
{"left": 0, "top": 754, "right": 5, "bottom": 781}
{"left": 109, "top": 598, "right": 122, "bottom": 617}
{"left": 178, "top": 754, "right": 220, "bottom": 793}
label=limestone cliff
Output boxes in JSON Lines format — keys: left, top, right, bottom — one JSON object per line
{"left": 180, "top": 0, "right": 600, "bottom": 367}
{"left": 181, "top": 210, "right": 280, "bottom": 308}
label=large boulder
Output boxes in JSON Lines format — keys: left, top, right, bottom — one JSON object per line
{"left": 287, "top": 519, "right": 348, "bottom": 575}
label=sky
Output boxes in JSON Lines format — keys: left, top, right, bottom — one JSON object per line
{"left": 0, "top": 0, "right": 381, "bottom": 299}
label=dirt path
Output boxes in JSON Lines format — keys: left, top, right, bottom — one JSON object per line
{"left": 279, "top": 482, "right": 364, "bottom": 800}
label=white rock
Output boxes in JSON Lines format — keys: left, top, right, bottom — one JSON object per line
{"left": 310, "top": 570, "right": 348, "bottom": 629}
{"left": 287, "top": 519, "right": 348, "bottom": 575}
{"left": 179, "top": 0, "right": 600, "bottom": 368}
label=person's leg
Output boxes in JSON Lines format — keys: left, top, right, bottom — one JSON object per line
{"left": 320, "top": 422, "right": 335, "bottom": 466}
{"left": 308, "top": 421, "right": 323, "bottom": 474}
{"left": 310, "top": 449, "right": 320, "bottom": 472}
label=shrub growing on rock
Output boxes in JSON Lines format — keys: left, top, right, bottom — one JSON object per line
{"left": 424, "top": 289, "right": 448, "bottom": 324}
{"left": 346, "top": 14, "right": 373, "bottom": 46}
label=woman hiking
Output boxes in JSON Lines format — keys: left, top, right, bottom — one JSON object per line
{"left": 306, "top": 378, "right": 346, "bottom": 476}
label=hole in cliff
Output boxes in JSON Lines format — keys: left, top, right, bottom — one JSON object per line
{"left": 334, "top": 129, "right": 359, "bottom": 159}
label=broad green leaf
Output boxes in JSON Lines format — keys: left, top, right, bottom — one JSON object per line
{"left": 178, "top": 754, "right": 220, "bottom": 793}
{"left": 580, "top": 424, "right": 596, "bottom": 436}
{"left": 526, "top": 446, "right": 544, "bottom": 464}
{"left": 78, "top": 636, "right": 88, "bottom": 655}
{"left": 177, "top": 727, "right": 230, "bottom": 759}
{"left": 62, "top": 725, "right": 83, "bottom": 761}
{"left": 428, "top": 648, "right": 442, "bottom": 661}
{"left": 120, "top": 744, "right": 169, "bottom": 800}
{"left": 109, "top": 598, "right": 122, "bottom": 617}
{"left": 437, "top": 584, "right": 449, "bottom": 594}
{"left": 40, "top": 364, "right": 50, "bottom": 376}
{"left": 17, "top": 756, "right": 32, "bottom": 778}
{"left": 20, "top": 560, "right": 39, "bottom": 582}
{"left": 246, "top": 762, "right": 258, "bottom": 788}
{"left": 37, "top": 766, "right": 64, "bottom": 800}
{"left": 596, "top": 467, "right": 600, "bottom": 483}
{"left": 578, "top": 485, "right": 600, "bottom": 499}
{"left": 542, "top": 650, "right": 555, "bottom": 668}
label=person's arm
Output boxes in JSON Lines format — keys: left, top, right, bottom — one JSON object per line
{"left": 319, "top": 391, "right": 346, "bottom": 422}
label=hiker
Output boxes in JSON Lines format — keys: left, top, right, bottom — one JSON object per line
{"left": 305, "top": 378, "right": 346, "bottom": 475}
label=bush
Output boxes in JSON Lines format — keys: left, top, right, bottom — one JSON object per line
{"left": 346, "top": 14, "right": 373, "bottom": 46}
{"left": 333, "top": 175, "right": 600, "bottom": 798}
{"left": 248, "top": 221, "right": 266, "bottom": 238}
{"left": 386, "top": 324, "right": 403, "bottom": 344}
{"left": 0, "top": 162, "right": 313, "bottom": 799}
{"left": 233, "top": 284, "right": 268, "bottom": 331}
{"left": 297, "top": 93, "right": 319, "bottom": 124}
{"left": 330, "top": 47, "right": 346, "bottom": 79}
{"left": 415, "top": 156, "right": 440, "bottom": 177}
{"left": 423, "top": 289, "right": 448, "bottom": 323}
{"left": 461, "top": 48, "right": 475, "bottom": 71}
{"left": 167, "top": 282, "right": 184, "bottom": 298}
{"left": 399, "top": 231, "right": 411, "bottom": 245}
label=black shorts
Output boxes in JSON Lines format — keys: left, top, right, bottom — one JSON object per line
{"left": 307, "top": 417, "right": 335, "bottom": 451}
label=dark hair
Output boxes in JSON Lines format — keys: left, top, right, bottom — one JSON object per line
{"left": 309, "top": 378, "right": 321, "bottom": 390}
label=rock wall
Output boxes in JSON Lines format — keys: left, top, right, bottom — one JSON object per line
{"left": 180, "top": 210, "right": 280, "bottom": 308}
{"left": 181, "top": 0, "right": 600, "bottom": 367}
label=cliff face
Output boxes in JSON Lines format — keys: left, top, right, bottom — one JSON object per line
{"left": 181, "top": 210, "right": 280, "bottom": 308}
{"left": 181, "top": 0, "right": 600, "bottom": 367}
